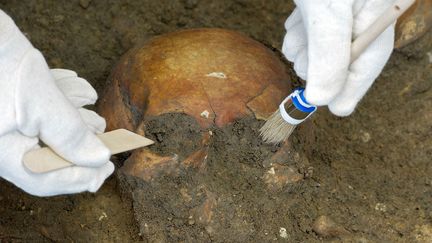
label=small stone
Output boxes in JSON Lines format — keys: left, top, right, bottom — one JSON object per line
{"left": 39, "top": 226, "right": 53, "bottom": 240}
{"left": 268, "top": 167, "right": 276, "bottom": 175}
{"left": 413, "top": 224, "right": 432, "bottom": 242}
{"left": 79, "top": 0, "right": 91, "bottom": 9}
{"left": 121, "top": 150, "right": 179, "bottom": 182}
{"left": 98, "top": 212, "right": 108, "bottom": 221}
{"left": 189, "top": 191, "right": 217, "bottom": 224}
{"left": 303, "top": 166, "right": 314, "bottom": 178}
{"left": 206, "top": 72, "right": 227, "bottom": 79}
{"left": 188, "top": 215, "right": 195, "bottom": 225}
{"left": 263, "top": 164, "right": 303, "bottom": 191}
{"left": 200, "top": 110, "right": 210, "bottom": 119}
{"left": 313, "top": 216, "right": 349, "bottom": 238}
{"left": 279, "top": 227, "right": 288, "bottom": 239}
{"left": 375, "top": 203, "right": 387, "bottom": 212}
{"left": 205, "top": 225, "right": 215, "bottom": 235}
{"left": 360, "top": 131, "right": 371, "bottom": 143}
{"left": 184, "top": 0, "right": 198, "bottom": 9}
{"left": 53, "top": 15, "right": 64, "bottom": 23}
{"left": 180, "top": 188, "right": 192, "bottom": 202}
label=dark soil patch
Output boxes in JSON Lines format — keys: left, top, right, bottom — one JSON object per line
{"left": 0, "top": 0, "right": 430, "bottom": 242}
{"left": 120, "top": 115, "right": 312, "bottom": 242}
{"left": 145, "top": 113, "right": 204, "bottom": 160}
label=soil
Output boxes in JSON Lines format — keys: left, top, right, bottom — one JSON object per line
{"left": 0, "top": 0, "right": 430, "bottom": 242}
{"left": 119, "top": 115, "right": 313, "bottom": 242}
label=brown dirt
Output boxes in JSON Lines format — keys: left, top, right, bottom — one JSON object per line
{"left": 0, "top": 0, "right": 430, "bottom": 242}
{"left": 118, "top": 115, "right": 313, "bottom": 242}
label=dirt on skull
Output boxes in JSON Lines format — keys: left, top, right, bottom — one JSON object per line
{"left": 98, "top": 28, "right": 312, "bottom": 241}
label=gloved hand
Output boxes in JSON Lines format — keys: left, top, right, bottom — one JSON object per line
{"left": 282, "top": 0, "right": 395, "bottom": 116}
{"left": 0, "top": 9, "right": 113, "bottom": 196}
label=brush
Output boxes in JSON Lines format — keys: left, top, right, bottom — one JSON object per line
{"left": 260, "top": 0, "right": 416, "bottom": 144}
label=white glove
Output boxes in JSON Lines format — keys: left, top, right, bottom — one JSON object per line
{"left": 0, "top": 9, "right": 114, "bottom": 196}
{"left": 282, "top": 0, "right": 395, "bottom": 116}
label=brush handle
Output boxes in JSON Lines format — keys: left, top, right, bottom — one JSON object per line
{"left": 350, "top": 0, "right": 415, "bottom": 63}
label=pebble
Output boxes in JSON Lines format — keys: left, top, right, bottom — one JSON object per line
{"left": 79, "top": 0, "right": 91, "bottom": 9}
{"left": 184, "top": 0, "right": 198, "bottom": 9}
{"left": 313, "top": 216, "right": 349, "bottom": 238}
{"left": 374, "top": 203, "right": 387, "bottom": 212}
{"left": 360, "top": 131, "right": 371, "bottom": 143}
{"left": 200, "top": 110, "right": 210, "bottom": 119}
{"left": 98, "top": 212, "right": 108, "bottom": 221}
{"left": 279, "top": 227, "right": 288, "bottom": 239}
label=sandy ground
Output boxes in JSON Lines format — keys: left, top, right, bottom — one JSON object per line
{"left": 0, "top": 0, "right": 430, "bottom": 242}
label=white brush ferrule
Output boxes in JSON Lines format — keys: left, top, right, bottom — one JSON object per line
{"left": 279, "top": 89, "right": 317, "bottom": 125}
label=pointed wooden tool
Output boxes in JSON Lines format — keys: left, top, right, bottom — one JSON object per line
{"left": 23, "top": 129, "right": 154, "bottom": 173}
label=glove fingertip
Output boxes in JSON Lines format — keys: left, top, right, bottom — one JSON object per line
{"left": 50, "top": 69, "right": 78, "bottom": 80}
{"left": 284, "top": 8, "right": 302, "bottom": 30}
{"left": 78, "top": 108, "right": 107, "bottom": 134}
{"left": 84, "top": 142, "right": 111, "bottom": 167}
{"left": 65, "top": 77, "right": 98, "bottom": 101}
{"left": 328, "top": 101, "right": 356, "bottom": 117}
{"left": 282, "top": 24, "right": 307, "bottom": 62}
{"left": 55, "top": 130, "right": 111, "bottom": 168}
{"left": 304, "top": 85, "right": 339, "bottom": 106}
{"left": 68, "top": 96, "right": 97, "bottom": 108}
{"left": 88, "top": 162, "right": 115, "bottom": 193}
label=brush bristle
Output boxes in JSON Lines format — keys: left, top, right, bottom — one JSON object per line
{"left": 259, "top": 108, "right": 296, "bottom": 144}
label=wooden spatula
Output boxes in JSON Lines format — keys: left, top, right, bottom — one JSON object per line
{"left": 24, "top": 129, "right": 154, "bottom": 173}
